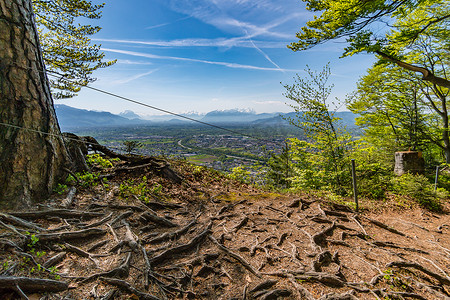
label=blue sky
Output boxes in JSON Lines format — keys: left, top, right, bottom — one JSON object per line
{"left": 58, "top": 0, "right": 376, "bottom": 116}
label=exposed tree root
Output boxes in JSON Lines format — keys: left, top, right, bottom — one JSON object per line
{"left": 145, "top": 219, "right": 197, "bottom": 244}
{"left": 287, "top": 273, "right": 316, "bottom": 300}
{"left": 82, "top": 252, "right": 132, "bottom": 283}
{"left": 43, "top": 252, "right": 66, "bottom": 268}
{"left": 259, "top": 289, "right": 292, "bottom": 299}
{"left": 61, "top": 187, "right": 77, "bottom": 208}
{"left": 0, "top": 213, "right": 45, "bottom": 232}
{"left": 208, "top": 234, "right": 261, "bottom": 278}
{"left": 372, "top": 241, "right": 429, "bottom": 254}
{"left": 0, "top": 276, "right": 68, "bottom": 292}
{"left": 10, "top": 209, "right": 104, "bottom": 220}
{"left": 312, "top": 222, "right": 336, "bottom": 247}
{"left": 80, "top": 212, "right": 113, "bottom": 229}
{"left": 100, "top": 277, "right": 162, "bottom": 300}
{"left": 233, "top": 216, "right": 249, "bottom": 233}
{"left": 0, "top": 151, "right": 447, "bottom": 299}
{"left": 362, "top": 216, "right": 406, "bottom": 236}
{"left": 387, "top": 261, "right": 450, "bottom": 285}
{"left": 249, "top": 279, "right": 278, "bottom": 293}
{"left": 35, "top": 228, "right": 107, "bottom": 243}
{"left": 149, "top": 224, "right": 211, "bottom": 265}
{"left": 109, "top": 211, "right": 134, "bottom": 227}
{"left": 83, "top": 135, "right": 183, "bottom": 184}
{"left": 295, "top": 272, "right": 347, "bottom": 288}
{"left": 140, "top": 211, "right": 178, "bottom": 228}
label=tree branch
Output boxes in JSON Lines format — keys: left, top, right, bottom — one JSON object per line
{"left": 375, "top": 51, "right": 450, "bottom": 88}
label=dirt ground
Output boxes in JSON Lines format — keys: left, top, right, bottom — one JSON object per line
{"left": 0, "top": 158, "right": 449, "bottom": 300}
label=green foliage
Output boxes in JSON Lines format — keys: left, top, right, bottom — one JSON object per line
{"left": 2, "top": 259, "right": 9, "bottom": 271}
{"left": 290, "top": 0, "right": 447, "bottom": 55}
{"left": 192, "top": 165, "right": 206, "bottom": 180}
{"left": 65, "top": 174, "right": 77, "bottom": 185}
{"left": 381, "top": 269, "right": 409, "bottom": 292}
{"left": 33, "top": 0, "right": 116, "bottom": 98}
{"left": 86, "top": 153, "right": 114, "bottom": 169}
{"left": 228, "top": 166, "right": 251, "bottom": 184}
{"left": 54, "top": 154, "right": 114, "bottom": 193}
{"left": 290, "top": 0, "right": 450, "bottom": 88}
{"left": 122, "top": 140, "right": 143, "bottom": 154}
{"left": 77, "top": 171, "right": 100, "bottom": 188}
{"left": 348, "top": 31, "right": 450, "bottom": 162}
{"left": 27, "top": 233, "right": 39, "bottom": 250}
{"left": 348, "top": 142, "right": 395, "bottom": 199}
{"left": 119, "top": 176, "right": 163, "bottom": 203}
{"left": 434, "top": 166, "right": 450, "bottom": 191}
{"left": 53, "top": 183, "right": 68, "bottom": 195}
{"left": 17, "top": 232, "right": 61, "bottom": 278}
{"left": 281, "top": 64, "right": 354, "bottom": 195}
{"left": 391, "top": 173, "right": 446, "bottom": 211}
{"left": 265, "top": 142, "right": 293, "bottom": 188}
{"left": 348, "top": 64, "right": 428, "bottom": 150}
{"left": 26, "top": 233, "right": 45, "bottom": 257}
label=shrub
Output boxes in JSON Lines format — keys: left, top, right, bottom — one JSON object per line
{"left": 228, "top": 166, "right": 251, "bottom": 184}
{"left": 53, "top": 183, "right": 68, "bottom": 195}
{"left": 86, "top": 153, "right": 114, "bottom": 169}
{"left": 192, "top": 165, "right": 206, "bottom": 180}
{"left": 391, "top": 173, "right": 446, "bottom": 211}
{"left": 77, "top": 171, "right": 100, "bottom": 188}
{"left": 356, "top": 162, "right": 392, "bottom": 199}
{"left": 119, "top": 176, "right": 164, "bottom": 203}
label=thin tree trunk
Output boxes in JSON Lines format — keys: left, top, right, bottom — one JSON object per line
{"left": 441, "top": 114, "right": 450, "bottom": 163}
{"left": 0, "top": 0, "right": 71, "bottom": 209}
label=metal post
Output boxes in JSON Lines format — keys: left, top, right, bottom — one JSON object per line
{"left": 351, "top": 159, "right": 358, "bottom": 212}
{"left": 434, "top": 165, "right": 440, "bottom": 192}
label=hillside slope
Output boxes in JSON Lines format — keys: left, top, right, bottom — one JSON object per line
{"left": 0, "top": 157, "right": 449, "bottom": 299}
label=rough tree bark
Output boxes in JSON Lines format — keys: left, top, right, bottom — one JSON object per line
{"left": 0, "top": 0, "right": 71, "bottom": 209}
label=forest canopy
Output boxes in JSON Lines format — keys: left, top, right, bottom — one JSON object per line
{"left": 290, "top": 0, "right": 450, "bottom": 88}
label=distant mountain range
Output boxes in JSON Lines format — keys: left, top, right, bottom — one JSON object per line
{"left": 55, "top": 105, "right": 147, "bottom": 131}
{"left": 54, "top": 104, "right": 358, "bottom": 131}
{"left": 253, "top": 111, "right": 358, "bottom": 127}
{"left": 118, "top": 110, "right": 141, "bottom": 120}
{"left": 201, "top": 109, "right": 279, "bottom": 123}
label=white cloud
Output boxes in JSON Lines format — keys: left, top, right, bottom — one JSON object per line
{"left": 244, "top": 30, "right": 282, "bottom": 71}
{"left": 94, "top": 37, "right": 286, "bottom": 49}
{"left": 112, "top": 69, "right": 158, "bottom": 84}
{"left": 116, "top": 59, "right": 154, "bottom": 65}
{"left": 145, "top": 16, "right": 192, "bottom": 30}
{"left": 164, "top": 0, "right": 307, "bottom": 40}
{"left": 102, "top": 48, "right": 301, "bottom": 72}
{"left": 253, "top": 100, "right": 284, "bottom": 105}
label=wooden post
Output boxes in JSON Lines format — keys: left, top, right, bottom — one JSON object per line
{"left": 434, "top": 166, "right": 440, "bottom": 192}
{"left": 351, "top": 159, "right": 358, "bottom": 212}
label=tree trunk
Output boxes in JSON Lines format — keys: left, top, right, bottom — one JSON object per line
{"left": 439, "top": 93, "right": 450, "bottom": 163}
{"left": 0, "top": 0, "right": 71, "bottom": 209}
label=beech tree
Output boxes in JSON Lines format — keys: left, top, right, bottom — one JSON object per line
{"left": 347, "top": 2, "right": 450, "bottom": 162}
{"left": 0, "top": 0, "right": 71, "bottom": 208}
{"left": 348, "top": 65, "right": 429, "bottom": 156}
{"left": 290, "top": 0, "right": 450, "bottom": 88}
{"left": 282, "top": 65, "right": 353, "bottom": 194}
